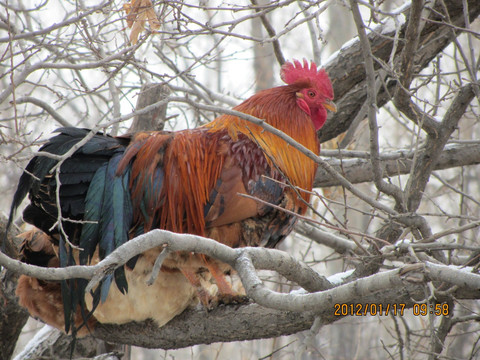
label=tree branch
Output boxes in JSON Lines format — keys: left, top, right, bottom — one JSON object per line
{"left": 314, "top": 143, "right": 480, "bottom": 187}
{"left": 14, "top": 96, "right": 72, "bottom": 128}
{"left": 3, "top": 227, "right": 480, "bottom": 350}
{"left": 128, "top": 83, "right": 171, "bottom": 133}
{"left": 319, "top": 0, "right": 480, "bottom": 142}
{"left": 0, "top": 218, "right": 28, "bottom": 360}
{"left": 349, "top": 0, "right": 404, "bottom": 203}
{"left": 404, "top": 83, "right": 476, "bottom": 213}
{"left": 250, "top": 0, "right": 285, "bottom": 65}
{"left": 93, "top": 266, "right": 480, "bottom": 349}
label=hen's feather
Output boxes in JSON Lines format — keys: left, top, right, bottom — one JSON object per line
{"left": 9, "top": 59, "right": 333, "bottom": 335}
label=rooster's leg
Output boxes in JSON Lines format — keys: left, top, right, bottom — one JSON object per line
{"left": 180, "top": 258, "right": 248, "bottom": 310}
{"left": 179, "top": 268, "right": 215, "bottom": 309}
{"left": 201, "top": 257, "right": 248, "bottom": 305}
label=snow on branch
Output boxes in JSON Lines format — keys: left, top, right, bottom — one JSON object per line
{"left": 2, "top": 229, "right": 480, "bottom": 313}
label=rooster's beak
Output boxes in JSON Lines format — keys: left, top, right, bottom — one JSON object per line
{"left": 323, "top": 100, "right": 337, "bottom": 113}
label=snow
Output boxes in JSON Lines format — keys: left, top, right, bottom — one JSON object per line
{"left": 443, "top": 263, "right": 475, "bottom": 273}
{"left": 287, "top": 269, "right": 355, "bottom": 292}
{"left": 394, "top": 238, "right": 411, "bottom": 247}
{"left": 290, "top": 288, "right": 308, "bottom": 295}
{"left": 381, "top": 14, "right": 406, "bottom": 35}
{"left": 390, "top": 1, "right": 413, "bottom": 16}
{"left": 324, "top": 37, "right": 358, "bottom": 67}
{"left": 323, "top": 2, "right": 409, "bottom": 67}
{"left": 327, "top": 269, "right": 355, "bottom": 285}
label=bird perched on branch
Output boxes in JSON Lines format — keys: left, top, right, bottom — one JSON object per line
{"left": 8, "top": 59, "right": 335, "bottom": 335}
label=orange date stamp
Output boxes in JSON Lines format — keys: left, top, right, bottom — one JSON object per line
{"left": 334, "top": 303, "right": 406, "bottom": 316}
{"left": 334, "top": 303, "right": 450, "bottom": 316}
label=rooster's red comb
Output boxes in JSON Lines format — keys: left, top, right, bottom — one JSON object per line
{"left": 280, "top": 59, "right": 333, "bottom": 99}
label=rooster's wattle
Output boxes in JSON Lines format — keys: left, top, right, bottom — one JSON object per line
{"left": 8, "top": 59, "right": 335, "bottom": 335}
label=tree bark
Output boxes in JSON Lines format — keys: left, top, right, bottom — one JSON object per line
{"left": 93, "top": 278, "right": 480, "bottom": 349}
{"left": 128, "top": 83, "right": 170, "bottom": 133}
{"left": 315, "top": 143, "right": 480, "bottom": 187}
{"left": 4, "top": 0, "right": 480, "bottom": 356}
{"left": 0, "top": 218, "right": 29, "bottom": 360}
{"left": 318, "top": 0, "right": 480, "bottom": 143}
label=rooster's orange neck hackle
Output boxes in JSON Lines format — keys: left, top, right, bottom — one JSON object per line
{"left": 205, "top": 59, "right": 335, "bottom": 211}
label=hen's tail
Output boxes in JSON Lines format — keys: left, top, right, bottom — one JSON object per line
{"left": 6, "top": 127, "right": 133, "bottom": 334}
{"left": 15, "top": 228, "right": 97, "bottom": 336}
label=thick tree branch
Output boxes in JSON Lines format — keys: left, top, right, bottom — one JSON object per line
{"left": 314, "top": 143, "right": 480, "bottom": 187}
{"left": 319, "top": 0, "right": 480, "bottom": 142}
{"left": 0, "top": 218, "right": 28, "bottom": 360}
{"left": 3, "top": 228, "right": 480, "bottom": 350}
{"left": 0, "top": 230, "right": 332, "bottom": 296}
{"left": 93, "top": 267, "right": 480, "bottom": 349}
{"left": 12, "top": 325, "right": 110, "bottom": 360}
{"left": 128, "top": 83, "right": 171, "bottom": 133}
{"left": 295, "top": 220, "right": 359, "bottom": 255}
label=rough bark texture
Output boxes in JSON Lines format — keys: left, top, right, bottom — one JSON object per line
{"left": 314, "top": 143, "right": 480, "bottom": 187}
{"left": 128, "top": 83, "right": 170, "bottom": 133}
{"left": 4, "top": 0, "right": 480, "bottom": 356}
{"left": 0, "top": 218, "right": 29, "bottom": 360}
{"left": 13, "top": 327, "right": 110, "bottom": 360}
{"left": 0, "top": 269, "right": 28, "bottom": 360}
{"left": 93, "top": 281, "right": 480, "bottom": 349}
{"left": 318, "top": 0, "right": 480, "bottom": 143}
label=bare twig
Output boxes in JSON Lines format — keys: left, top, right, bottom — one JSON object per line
{"left": 250, "top": 0, "right": 285, "bottom": 65}
{"left": 349, "top": 0, "right": 404, "bottom": 204}
{"left": 14, "top": 96, "right": 72, "bottom": 127}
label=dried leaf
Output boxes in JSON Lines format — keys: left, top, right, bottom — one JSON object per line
{"left": 123, "top": 0, "right": 160, "bottom": 44}
{"left": 147, "top": 7, "right": 160, "bottom": 31}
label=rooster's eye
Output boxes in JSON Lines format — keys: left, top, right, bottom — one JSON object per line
{"left": 307, "top": 90, "right": 316, "bottom": 98}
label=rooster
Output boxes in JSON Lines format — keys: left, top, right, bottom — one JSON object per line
{"left": 8, "top": 59, "right": 335, "bottom": 335}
